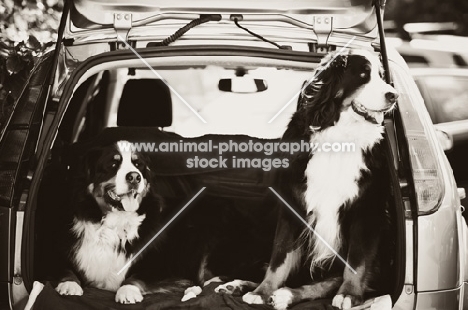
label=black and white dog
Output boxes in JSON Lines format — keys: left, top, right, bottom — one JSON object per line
{"left": 56, "top": 140, "right": 187, "bottom": 304}
{"left": 216, "top": 49, "right": 398, "bottom": 309}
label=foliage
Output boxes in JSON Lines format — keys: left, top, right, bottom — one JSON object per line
{"left": 0, "top": 36, "right": 54, "bottom": 128}
{"left": 0, "top": 0, "right": 61, "bottom": 128}
{"left": 1, "top": 0, "right": 62, "bottom": 43}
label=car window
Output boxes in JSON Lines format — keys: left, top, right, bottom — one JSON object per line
{"left": 453, "top": 54, "right": 468, "bottom": 67}
{"left": 418, "top": 75, "right": 468, "bottom": 123}
{"left": 108, "top": 66, "right": 311, "bottom": 139}
{"left": 401, "top": 54, "right": 429, "bottom": 66}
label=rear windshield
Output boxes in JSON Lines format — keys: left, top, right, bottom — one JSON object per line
{"left": 104, "top": 67, "right": 311, "bottom": 139}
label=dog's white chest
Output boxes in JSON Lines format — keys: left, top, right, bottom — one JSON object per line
{"left": 303, "top": 117, "right": 383, "bottom": 264}
{"left": 72, "top": 212, "right": 145, "bottom": 291}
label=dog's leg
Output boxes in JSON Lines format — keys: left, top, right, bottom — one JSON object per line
{"left": 56, "top": 269, "right": 83, "bottom": 296}
{"left": 268, "top": 276, "right": 343, "bottom": 310}
{"left": 116, "top": 275, "right": 192, "bottom": 304}
{"left": 215, "top": 279, "right": 259, "bottom": 296}
{"left": 117, "top": 247, "right": 193, "bottom": 304}
{"left": 332, "top": 215, "right": 381, "bottom": 310}
{"left": 243, "top": 210, "right": 303, "bottom": 305}
{"left": 115, "top": 281, "right": 144, "bottom": 304}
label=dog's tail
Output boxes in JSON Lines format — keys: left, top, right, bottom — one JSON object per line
{"left": 144, "top": 279, "right": 193, "bottom": 294}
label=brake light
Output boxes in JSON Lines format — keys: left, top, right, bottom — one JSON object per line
{"left": 391, "top": 62, "right": 444, "bottom": 215}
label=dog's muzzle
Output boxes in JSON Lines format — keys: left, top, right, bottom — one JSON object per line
{"left": 105, "top": 189, "right": 139, "bottom": 210}
{"left": 351, "top": 100, "right": 396, "bottom": 124}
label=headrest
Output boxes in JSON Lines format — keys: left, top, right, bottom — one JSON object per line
{"left": 117, "top": 79, "right": 172, "bottom": 127}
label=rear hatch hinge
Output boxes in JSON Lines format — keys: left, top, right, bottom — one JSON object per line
{"left": 113, "top": 13, "right": 132, "bottom": 49}
{"left": 311, "top": 16, "right": 333, "bottom": 53}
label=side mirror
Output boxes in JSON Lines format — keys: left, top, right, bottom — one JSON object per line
{"left": 435, "top": 127, "right": 453, "bottom": 152}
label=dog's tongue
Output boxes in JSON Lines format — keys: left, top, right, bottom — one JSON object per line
{"left": 374, "top": 112, "right": 384, "bottom": 124}
{"left": 120, "top": 189, "right": 139, "bottom": 212}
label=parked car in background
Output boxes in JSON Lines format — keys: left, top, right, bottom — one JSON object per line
{"left": 411, "top": 68, "right": 468, "bottom": 208}
{"left": 385, "top": 21, "right": 468, "bottom": 68}
{"left": 386, "top": 36, "right": 468, "bottom": 68}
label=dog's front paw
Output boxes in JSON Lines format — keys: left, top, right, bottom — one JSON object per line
{"left": 204, "top": 276, "right": 223, "bottom": 287}
{"left": 115, "top": 284, "right": 143, "bottom": 304}
{"left": 332, "top": 294, "right": 361, "bottom": 310}
{"left": 56, "top": 281, "right": 83, "bottom": 296}
{"left": 242, "top": 292, "right": 265, "bottom": 305}
{"left": 268, "top": 288, "right": 294, "bottom": 310}
{"left": 215, "top": 280, "right": 245, "bottom": 296}
{"left": 181, "top": 286, "right": 202, "bottom": 302}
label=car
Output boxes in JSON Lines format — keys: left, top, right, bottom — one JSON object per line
{"left": 384, "top": 21, "right": 468, "bottom": 68}
{"left": 411, "top": 68, "right": 468, "bottom": 209}
{"left": 0, "top": 0, "right": 466, "bottom": 309}
{"left": 386, "top": 36, "right": 468, "bottom": 68}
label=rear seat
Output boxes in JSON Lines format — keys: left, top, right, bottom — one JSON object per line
{"left": 64, "top": 127, "right": 281, "bottom": 201}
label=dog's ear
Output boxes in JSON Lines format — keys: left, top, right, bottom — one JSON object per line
{"left": 138, "top": 151, "right": 154, "bottom": 181}
{"left": 314, "top": 52, "right": 348, "bottom": 93}
{"left": 81, "top": 147, "right": 103, "bottom": 184}
{"left": 299, "top": 51, "right": 348, "bottom": 131}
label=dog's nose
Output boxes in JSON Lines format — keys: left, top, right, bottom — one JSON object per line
{"left": 385, "top": 91, "right": 399, "bottom": 103}
{"left": 126, "top": 172, "right": 141, "bottom": 184}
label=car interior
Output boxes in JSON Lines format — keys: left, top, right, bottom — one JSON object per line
{"left": 32, "top": 59, "right": 404, "bottom": 307}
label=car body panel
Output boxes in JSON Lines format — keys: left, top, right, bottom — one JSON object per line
{"left": 0, "top": 53, "right": 54, "bottom": 308}
{"left": 417, "top": 205, "right": 462, "bottom": 291}
{"left": 57, "top": 0, "right": 383, "bottom": 97}
{"left": 387, "top": 46, "right": 466, "bottom": 294}
{"left": 70, "top": 0, "right": 378, "bottom": 36}
{"left": 416, "top": 135, "right": 463, "bottom": 291}
{"left": 393, "top": 291, "right": 416, "bottom": 310}
{"left": 416, "top": 286, "right": 463, "bottom": 309}
{"left": 0, "top": 207, "right": 14, "bottom": 283}
{"left": 63, "top": 0, "right": 381, "bottom": 54}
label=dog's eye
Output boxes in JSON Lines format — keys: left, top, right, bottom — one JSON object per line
{"left": 360, "top": 69, "right": 370, "bottom": 79}
{"left": 133, "top": 160, "right": 144, "bottom": 169}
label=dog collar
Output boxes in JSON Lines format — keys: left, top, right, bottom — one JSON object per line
{"left": 309, "top": 125, "right": 322, "bottom": 133}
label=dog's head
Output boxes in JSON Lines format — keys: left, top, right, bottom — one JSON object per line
{"left": 85, "top": 140, "right": 152, "bottom": 213}
{"left": 300, "top": 49, "right": 398, "bottom": 131}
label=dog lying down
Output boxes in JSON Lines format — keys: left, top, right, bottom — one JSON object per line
{"left": 55, "top": 141, "right": 190, "bottom": 303}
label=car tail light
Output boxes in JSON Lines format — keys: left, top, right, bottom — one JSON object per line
{"left": 391, "top": 62, "right": 444, "bottom": 215}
